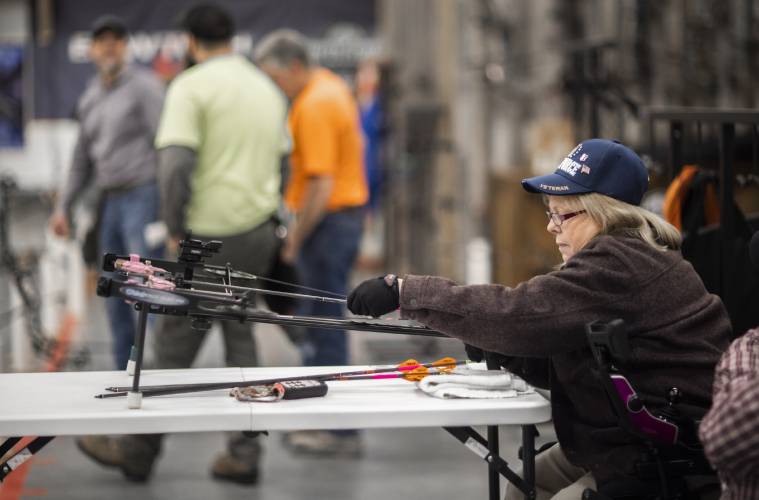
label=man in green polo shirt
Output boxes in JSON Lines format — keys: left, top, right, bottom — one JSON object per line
{"left": 76, "top": 4, "right": 288, "bottom": 485}
{"left": 155, "top": 35, "right": 287, "bottom": 240}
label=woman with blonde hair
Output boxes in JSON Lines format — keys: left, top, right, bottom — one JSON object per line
{"left": 348, "top": 139, "right": 730, "bottom": 499}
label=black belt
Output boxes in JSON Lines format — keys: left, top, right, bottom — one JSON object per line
{"left": 330, "top": 205, "right": 365, "bottom": 215}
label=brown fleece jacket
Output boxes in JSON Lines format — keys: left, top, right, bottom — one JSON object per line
{"left": 400, "top": 234, "right": 730, "bottom": 483}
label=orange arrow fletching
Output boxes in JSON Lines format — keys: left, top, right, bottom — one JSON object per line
{"left": 402, "top": 366, "right": 430, "bottom": 381}
{"left": 431, "top": 356, "right": 458, "bottom": 373}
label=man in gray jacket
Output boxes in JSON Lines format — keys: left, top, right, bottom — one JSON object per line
{"left": 49, "top": 16, "right": 165, "bottom": 370}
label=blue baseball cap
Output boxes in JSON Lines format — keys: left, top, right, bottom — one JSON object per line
{"left": 521, "top": 139, "right": 648, "bottom": 205}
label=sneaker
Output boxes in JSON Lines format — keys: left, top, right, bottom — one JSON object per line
{"left": 286, "top": 430, "right": 362, "bottom": 458}
{"left": 280, "top": 430, "right": 299, "bottom": 449}
{"left": 75, "top": 436, "right": 154, "bottom": 482}
{"left": 210, "top": 453, "right": 259, "bottom": 485}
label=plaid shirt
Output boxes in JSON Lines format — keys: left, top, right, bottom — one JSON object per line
{"left": 700, "top": 328, "right": 759, "bottom": 500}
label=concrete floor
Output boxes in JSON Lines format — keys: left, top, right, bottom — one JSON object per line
{"left": 18, "top": 425, "right": 557, "bottom": 500}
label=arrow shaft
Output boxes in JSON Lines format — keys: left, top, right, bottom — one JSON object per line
{"left": 98, "top": 360, "right": 464, "bottom": 398}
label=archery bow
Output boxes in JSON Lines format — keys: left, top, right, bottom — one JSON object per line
{"left": 96, "top": 236, "right": 448, "bottom": 408}
{"left": 98, "top": 238, "right": 445, "bottom": 338}
{"left": 96, "top": 357, "right": 463, "bottom": 398}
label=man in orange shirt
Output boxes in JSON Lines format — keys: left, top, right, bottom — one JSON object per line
{"left": 255, "top": 30, "right": 368, "bottom": 456}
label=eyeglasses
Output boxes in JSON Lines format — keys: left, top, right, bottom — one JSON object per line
{"left": 546, "top": 210, "right": 586, "bottom": 227}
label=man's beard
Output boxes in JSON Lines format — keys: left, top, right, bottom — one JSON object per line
{"left": 184, "top": 52, "right": 196, "bottom": 69}
{"left": 98, "top": 60, "right": 124, "bottom": 79}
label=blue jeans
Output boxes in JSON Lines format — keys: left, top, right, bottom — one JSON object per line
{"left": 98, "top": 182, "right": 162, "bottom": 370}
{"left": 297, "top": 208, "right": 364, "bottom": 367}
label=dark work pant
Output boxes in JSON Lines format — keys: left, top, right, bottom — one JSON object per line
{"left": 153, "top": 220, "right": 279, "bottom": 369}
{"left": 126, "top": 219, "right": 279, "bottom": 467}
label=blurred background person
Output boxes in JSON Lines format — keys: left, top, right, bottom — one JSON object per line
{"left": 48, "top": 15, "right": 165, "bottom": 371}
{"left": 356, "top": 57, "right": 383, "bottom": 216}
{"left": 354, "top": 57, "right": 385, "bottom": 271}
{"left": 255, "top": 29, "right": 368, "bottom": 457}
{"left": 76, "top": 3, "right": 289, "bottom": 485}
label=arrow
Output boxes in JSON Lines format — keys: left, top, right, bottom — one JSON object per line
{"left": 96, "top": 357, "right": 463, "bottom": 398}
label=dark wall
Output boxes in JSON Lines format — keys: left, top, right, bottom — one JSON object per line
{"left": 32, "top": 0, "right": 377, "bottom": 118}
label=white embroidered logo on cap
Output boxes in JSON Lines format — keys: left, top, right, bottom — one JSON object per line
{"left": 579, "top": 153, "right": 588, "bottom": 161}
{"left": 557, "top": 157, "right": 582, "bottom": 176}
{"left": 540, "top": 184, "right": 569, "bottom": 191}
{"left": 569, "top": 144, "right": 583, "bottom": 157}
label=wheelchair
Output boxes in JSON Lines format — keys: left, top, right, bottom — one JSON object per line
{"left": 580, "top": 319, "right": 720, "bottom": 500}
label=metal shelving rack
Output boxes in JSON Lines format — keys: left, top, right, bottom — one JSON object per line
{"left": 644, "top": 106, "right": 759, "bottom": 318}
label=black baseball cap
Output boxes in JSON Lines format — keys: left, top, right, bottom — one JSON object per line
{"left": 521, "top": 139, "right": 649, "bottom": 205}
{"left": 91, "top": 15, "right": 128, "bottom": 39}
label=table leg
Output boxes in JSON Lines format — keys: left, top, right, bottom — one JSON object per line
{"left": 522, "top": 425, "right": 537, "bottom": 500}
{"left": 0, "top": 436, "right": 55, "bottom": 483}
{"left": 487, "top": 425, "right": 499, "bottom": 500}
{"left": 486, "top": 354, "right": 501, "bottom": 500}
{"left": 0, "top": 437, "right": 21, "bottom": 458}
{"left": 444, "top": 426, "right": 531, "bottom": 498}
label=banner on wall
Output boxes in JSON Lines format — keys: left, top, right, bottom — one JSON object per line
{"left": 32, "top": 0, "right": 378, "bottom": 119}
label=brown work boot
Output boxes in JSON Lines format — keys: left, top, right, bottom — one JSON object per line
{"left": 76, "top": 435, "right": 156, "bottom": 482}
{"left": 210, "top": 452, "right": 259, "bottom": 485}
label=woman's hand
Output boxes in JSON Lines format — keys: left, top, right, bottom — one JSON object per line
{"left": 347, "top": 275, "right": 400, "bottom": 317}
{"left": 49, "top": 211, "right": 70, "bottom": 238}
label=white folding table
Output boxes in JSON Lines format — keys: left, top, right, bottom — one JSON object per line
{"left": 0, "top": 366, "right": 551, "bottom": 499}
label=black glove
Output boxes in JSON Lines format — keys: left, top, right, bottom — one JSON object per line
{"left": 464, "top": 343, "right": 485, "bottom": 362}
{"left": 347, "top": 275, "right": 400, "bottom": 317}
{"left": 464, "top": 343, "right": 509, "bottom": 369}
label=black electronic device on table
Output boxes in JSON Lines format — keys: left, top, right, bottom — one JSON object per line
{"left": 275, "top": 380, "right": 329, "bottom": 400}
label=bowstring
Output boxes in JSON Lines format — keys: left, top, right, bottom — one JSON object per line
{"left": 213, "top": 262, "right": 347, "bottom": 299}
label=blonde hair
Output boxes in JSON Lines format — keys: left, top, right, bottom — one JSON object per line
{"left": 555, "top": 193, "right": 682, "bottom": 251}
